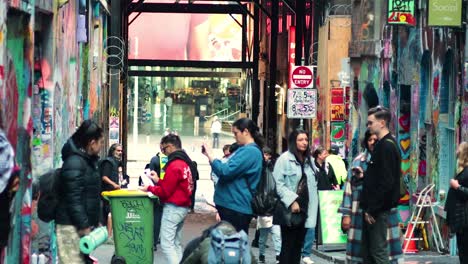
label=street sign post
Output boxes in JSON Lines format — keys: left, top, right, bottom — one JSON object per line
{"left": 287, "top": 89, "right": 317, "bottom": 119}
{"left": 290, "top": 66, "right": 314, "bottom": 88}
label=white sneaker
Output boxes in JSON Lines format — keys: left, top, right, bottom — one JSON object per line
{"left": 302, "top": 256, "right": 315, "bottom": 264}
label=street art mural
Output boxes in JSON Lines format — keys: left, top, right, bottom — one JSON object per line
{"left": 4, "top": 11, "right": 34, "bottom": 264}
{"left": 0, "top": 1, "right": 109, "bottom": 263}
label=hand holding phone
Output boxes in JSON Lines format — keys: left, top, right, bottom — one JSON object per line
{"left": 201, "top": 145, "right": 206, "bottom": 154}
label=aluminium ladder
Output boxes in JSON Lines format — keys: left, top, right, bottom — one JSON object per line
{"left": 403, "top": 184, "right": 445, "bottom": 253}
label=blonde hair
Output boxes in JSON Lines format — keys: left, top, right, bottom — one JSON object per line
{"left": 458, "top": 142, "right": 468, "bottom": 171}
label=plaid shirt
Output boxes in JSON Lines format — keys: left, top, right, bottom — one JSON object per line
{"left": 338, "top": 151, "right": 403, "bottom": 263}
{"left": 0, "top": 129, "right": 14, "bottom": 193}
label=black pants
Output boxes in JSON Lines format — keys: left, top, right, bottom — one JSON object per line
{"left": 190, "top": 180, "right": 197, "bottom": 210}
{"left": 361, "top": 211, "right": 390, "bottom": 264}
{"left": 101, "top": 199, "right": 110, "bottom": 226}
{"left": 279, "top": 225, "right": 306, "bottom": 264}
{"left": 216, "top": 205, "right": 252, "bottom": 234}
{"left": 457, "top": 227, "right": 468, "bottom": 264}
{"left": 153, "top": 203, "right": 163, "bottom": 247}
{"left": 212, "top": 133, "right": 220, "bottom": 149}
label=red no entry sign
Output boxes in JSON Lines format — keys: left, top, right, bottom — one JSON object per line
{"left": 290, "top": 66, "right": 314, "bottom": 88}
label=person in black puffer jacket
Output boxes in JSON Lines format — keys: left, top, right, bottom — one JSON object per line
{"left": 55, "top": 120, "right": 104, "bottom": 264}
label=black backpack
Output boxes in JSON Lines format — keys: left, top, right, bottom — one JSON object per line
{"left": 247, "top": 161, "right": 279, "bottom": 216}
{"left": 37, "top": 169, "right": 60, "bottom": 222}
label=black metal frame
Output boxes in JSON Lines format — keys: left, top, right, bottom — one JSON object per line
{"left": 128, "top": 70, "right": 242, "bottom": 78}
{"left": 126, "top": 2, "right": 253, "bottom": 69}
{"left": 128, "top": 59, "right": 253, "bottom": 69}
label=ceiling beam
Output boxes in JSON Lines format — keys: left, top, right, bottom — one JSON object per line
{"left": 128, "top": 70, "right": 242, "bottom": 78}
{"left": 127, "top": 3, "right": 245, "bottom": 14}
{"left": 129, "top": 59, "right": 253, "bottom": 69}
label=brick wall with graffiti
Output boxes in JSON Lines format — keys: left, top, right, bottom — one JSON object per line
{"left": 349, "top": 2, "right": 466, "bottom": 249}
{"left": 0, "top": 1, "right": 109, "bottom": 263}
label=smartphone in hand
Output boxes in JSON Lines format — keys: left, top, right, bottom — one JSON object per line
{"left": 201, "top": 145, "right": 206, "bottom": 153}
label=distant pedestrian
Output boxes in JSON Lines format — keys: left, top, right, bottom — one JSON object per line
{"left": 326, "top": 144, "right": 348, "bottom": 188}
{"left": 55, "top": 120, "right": 104, "bottom": 264}
{"left": 445, "top": 141, "right": 468, "bottom": 264}
{"left": 210, "top": 144, "right": 232, "bottom": 186}
{"left": 141, "top": 134, "right": 197, "bottom": 263}
{"left": 211, "top": 116, "right": 222, "bottom": 149}
{"left": 273, "top": 129, "right": 318, "bottom": 264}
{"left": 202, "top": 118, "right": 263, "bottom": 234}
{"left": 338, "top": 129, "right": 403, "bottom": 263}
{"left": 146, "top": 144, "right": 168, "bottom": 251}
{"left": 189, "top": 161, "right": 199, "bottom": 213}
{"left": 313, "top": 146, "right": 338, "bottom": 191}
{"left": 257, "top": 147, "right": 281, "bottom": 264}
{"left": 360, "top": 106, "right": 401, "bottom": 263}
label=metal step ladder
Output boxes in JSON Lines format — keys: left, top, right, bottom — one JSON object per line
{"left": 403, "top": 184, "right": 445, "bottom": 253}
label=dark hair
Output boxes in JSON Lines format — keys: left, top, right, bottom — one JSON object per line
{"left": 312, "top": 145, "right": 326, "bottom": 159}
{"left": 108, "top": 143, "right": 122, "bottom": 157}
{"left": 71, "top": 120, "right": 103, "bottom": 149}
{"left": 232, "top": 118, "right": 264, "bottom": 148}
{"left": 262, "top": 146, "right": 273, "bottom": 155}
{"left": 229, "top": 142, "right": 240, "bottom": 153}
{"left": 222, "top": 144, "right": 231, "bottom": 153}
{"left": 288, "top": 129, "right": 311, "bottom": 163}
{"left": 160, "top": 133, "right": 182, "bottom": 149}
{"left": 368, "top": 105, "right": 391, "bottom": 127}
{"left": 361, "top": 129, "right": 374, "bottom": 151}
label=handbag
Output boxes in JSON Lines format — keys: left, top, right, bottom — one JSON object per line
{"left": 273, "top": 162, "right": 309, "bottom": 227}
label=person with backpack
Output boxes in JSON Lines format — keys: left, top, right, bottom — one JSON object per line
{"left": 202, "top": 118, "right": 263, "bottom": 234}
{"left": 273, "top": 129, "right": 318, "bottom": 264}
{"left": 55, "top": 120, "right": 104, "bottom": 264}
{"left": 146, "top": 144, "right": 168, "bottom": 251}
{"left": 100, "top": 143, "right": 123, "bottom": 239}
{"left": 256, "top": 146, "right": 281, "bottom": 264}
{"left": 180, "top": 221, "right": 255, "bottom": 264}
{"left": 141, "top": 134, "right": 197, "bottom": 264}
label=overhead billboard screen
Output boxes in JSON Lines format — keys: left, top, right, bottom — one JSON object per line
{"left": 128, "top": 12, "right": 243, "bottom": 61}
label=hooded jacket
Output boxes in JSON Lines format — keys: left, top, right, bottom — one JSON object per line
{"left": 147, "top": 150, "right": 194, "bottom": 207}
{"left": 55, "top": 139, "right": 101, "bottom": 229}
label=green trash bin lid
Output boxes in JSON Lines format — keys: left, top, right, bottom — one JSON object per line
{"left": 102, "top": 189, "right": 159, "bottom": 202}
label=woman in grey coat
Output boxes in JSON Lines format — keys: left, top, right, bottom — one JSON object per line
{"left": 273, "top": 129, "right": 318, "bottom": 264}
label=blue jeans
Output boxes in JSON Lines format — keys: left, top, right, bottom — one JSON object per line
{"left": 160, "top": 203, "right": 189, "bottom": 264}
{"left": 259, "top": 225, "right": 282, "bottom": 256}
{"left": 302, "top": 228, "right": 316, "bottom": 257}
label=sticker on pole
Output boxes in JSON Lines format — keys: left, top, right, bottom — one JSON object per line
{"left": 287, "top": 89, "right": 317, "bottom": 119}
{"left": 290, "top": 66, "right": 314, "bottom": 88}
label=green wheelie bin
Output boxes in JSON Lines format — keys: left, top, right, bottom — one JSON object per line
{"left": 102, "top": 189, "right": 158, "bottom": 264}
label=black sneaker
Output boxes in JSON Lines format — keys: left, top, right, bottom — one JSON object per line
{"left": 259, "top": 255, "right": 265, "bottom": 263}
{"left": 251, "top": 240, "right": 259, "bottom": 248}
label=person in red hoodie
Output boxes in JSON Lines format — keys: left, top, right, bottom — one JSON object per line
{"left": 141, "top": 134, "right": 195, "bottom": 263}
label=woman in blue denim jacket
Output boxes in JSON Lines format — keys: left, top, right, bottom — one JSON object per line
{"left": 273, "top": 129, "right": 318, "bottom": 264}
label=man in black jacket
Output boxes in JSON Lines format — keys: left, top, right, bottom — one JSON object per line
{"left": 360, "top": 106, "right": 401, "bottom": 263}
{"left": 100, "top": 143, "right": 123, "bottom": 241}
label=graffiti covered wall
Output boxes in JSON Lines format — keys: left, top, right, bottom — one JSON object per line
{"left": 0, "top": 1, "right": 109, "bottom": 263}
